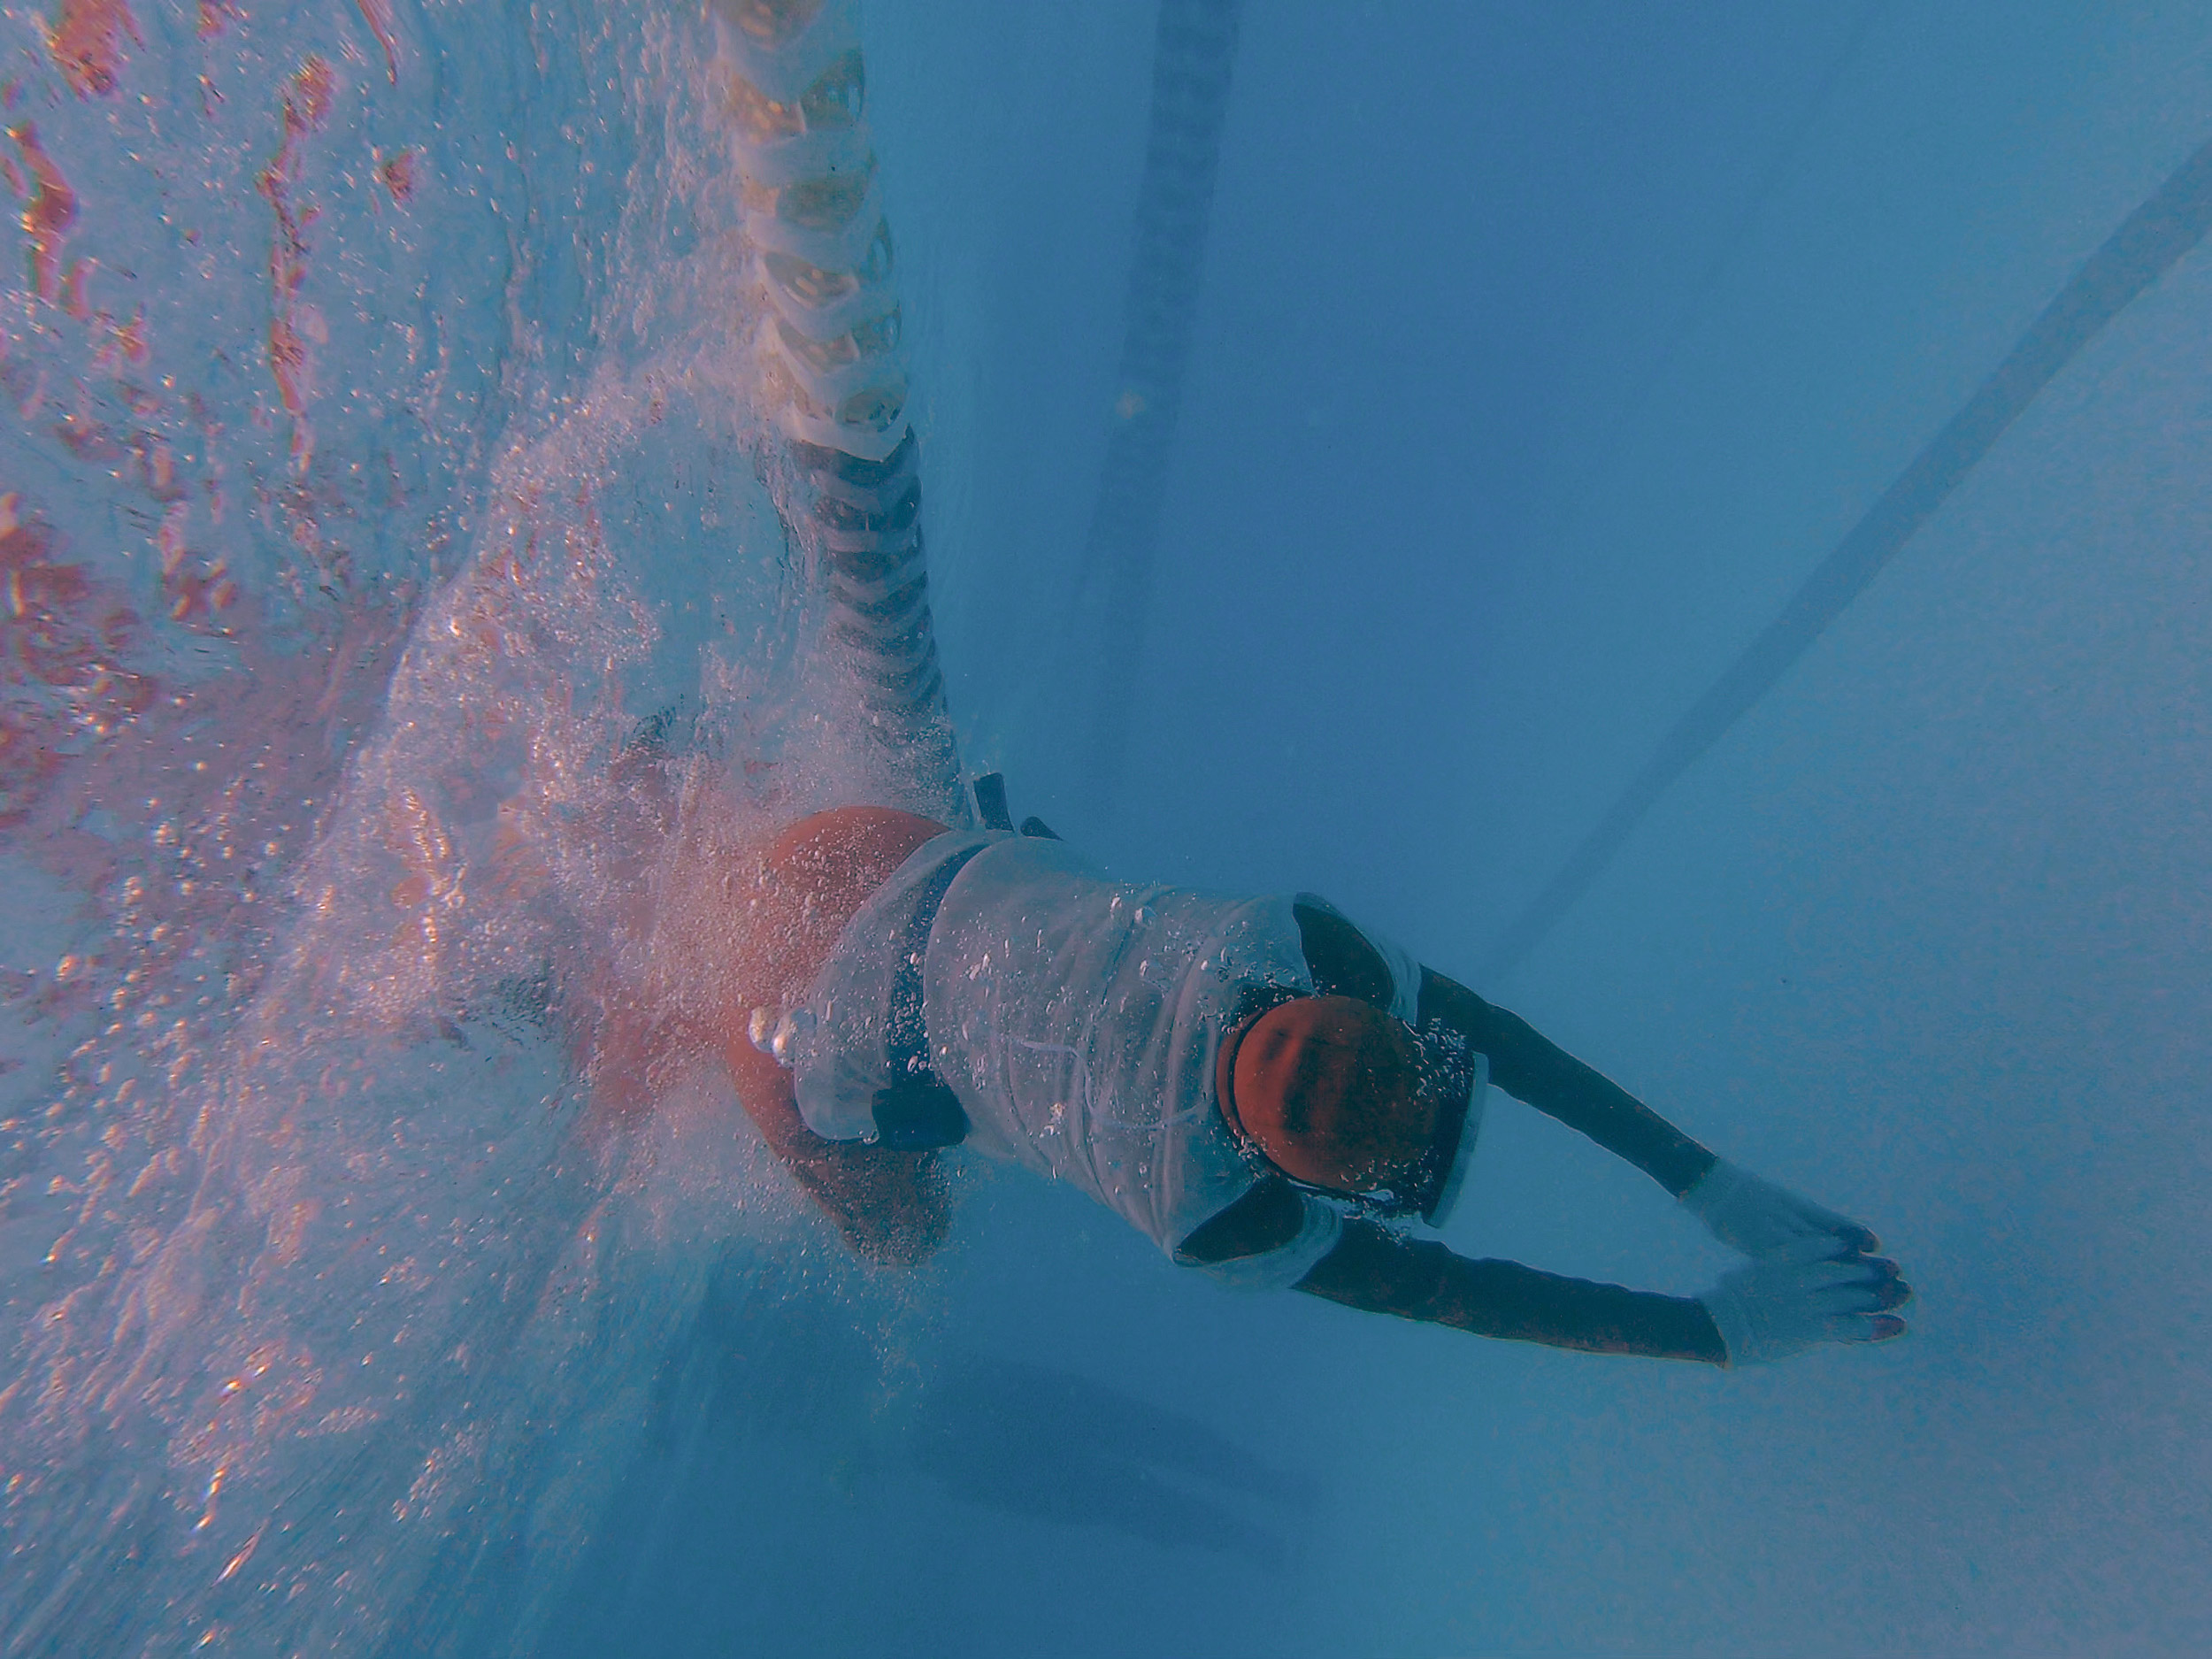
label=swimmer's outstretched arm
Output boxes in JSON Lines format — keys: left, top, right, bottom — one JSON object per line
{"left": 1417, "top": 967, "right": 1888, "bottom": 1261}
{"left": 1185, "top": 1179, "right": 1905, "bottom": 1364}
{"left": 1379, "top": 970, "right": 1910, "bottom": 1364}
{"left": 1416, "top": 968, "right": 1718, "bottom": 1197}
{"left": 1289, "top": 1212, "right": 1909, "bottom": 1366}
{"left": 1295, "top": 1216, "right": 1731, "bottom": 1363}
{"left": 1191, "top": 1176, "right": 1907, "bottom": 1365}
{"left": 1273, "top": 912, "right": 1909, "bottom": 1361}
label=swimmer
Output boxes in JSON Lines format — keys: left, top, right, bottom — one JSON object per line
{"left": 695, "top": 797, "right": 1909, "bottom": 1369}
{"left": 695, "top": 0, "right": 1907, "bottom": 1364}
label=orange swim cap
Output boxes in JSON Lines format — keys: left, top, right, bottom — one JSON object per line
{"left": 1217, "top": 994, "right": 1448, "bottom": 1210}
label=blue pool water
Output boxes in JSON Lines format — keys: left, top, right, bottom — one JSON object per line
{"left": 2, "top": 4, "right": 2208, "bottom": 1654}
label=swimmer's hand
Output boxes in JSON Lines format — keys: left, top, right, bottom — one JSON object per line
{"left": 1680, "top": 1156, "right": 1881, "bottom": 1258}
{"left": 1698, "top": 1237, "right": 1912, "bottom": 1367}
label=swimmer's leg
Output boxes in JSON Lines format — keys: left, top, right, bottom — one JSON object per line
{"left": 714, "top": 808, "right": 957, "bottom": 1263}
{"left": 724, "top": 1033, "right": 950, "bottom": 1265}
{"left": 710, "top": 0, "right": 968, "bottom": 823}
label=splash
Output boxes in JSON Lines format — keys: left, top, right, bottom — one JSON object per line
{"left": 0, "top": 4, "right": 948, "bottom": 1652}
{"left": 8, "top": 123, "right": 77, "bottom": 305}
{"left": 257, "top": 55, "right": 337, "bottom": 471}
{"left": 44, "top": 0, "right": 141, "bottom": 100}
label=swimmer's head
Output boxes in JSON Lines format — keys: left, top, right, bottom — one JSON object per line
{"left": 1217, "top": 994, "right": 1468, "bottom": 1221}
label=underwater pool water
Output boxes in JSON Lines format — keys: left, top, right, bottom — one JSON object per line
{"left": 3, "top": 3, "right": 2208, "bottom": 1655}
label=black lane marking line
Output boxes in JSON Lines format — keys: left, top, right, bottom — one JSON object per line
{"left": 1482, "top": 131, "right": 2212, "bottom": 980}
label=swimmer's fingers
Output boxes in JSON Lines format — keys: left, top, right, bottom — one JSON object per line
{"left": 1832, "top": 1313, "right": 1909, "bottom": 1343}
{"left": 1768, "top": 1230, "right": 1889, "bottom": 1270}
{"left": 1868, "top": 1259, "right": 1911, "bottom": 1310}
{"left": 1793, "top": 1214, "right": 1884, "bottom": 1258}
{"left": 1825, "top": 1302, "right": 1909, "bottom": 1342}
{"left": 1822, "top": 1251, "right": 1909, "bottom": 1297}
{"left": 1681, "top": 1159, "right": 1881, "bottom": 1260}
{"left": 1800, "top": 1256, "right": 1911, "bottom": 1312}
{"left": 1701, "top": 1251, "right": 1914, "bottom": 1365}
{"left": 1834, "top": 1222, "right": 1880, "bottom": 1256}
{"left": 1808, "top": 1259, "right": 1914, "bottom": 1345}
